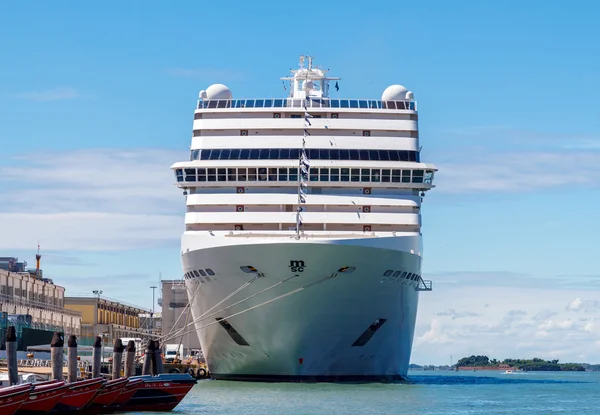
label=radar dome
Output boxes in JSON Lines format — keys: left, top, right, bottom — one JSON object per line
{"left": 205, "top": 84, "right": 232, "bottom": 100}
{"left": 382, "top": 85, "right": 412, "bottom": 101}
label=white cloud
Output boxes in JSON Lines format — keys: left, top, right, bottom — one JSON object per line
{"left": 0, "top": 148, "right": 186, "bottom": 251}
{"left": 434, "top": 151, "right": 600, "bottom": 194}
{"left": 15, "top": 87, "right": 82, "bottom": 101}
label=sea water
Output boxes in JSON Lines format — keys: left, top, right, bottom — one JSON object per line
{"left": 135, "top": 370, "right": 600, "bottom": 414}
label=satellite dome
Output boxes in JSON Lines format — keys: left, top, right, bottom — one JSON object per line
{"left": 204, "top": 84, "right": 232, "bottom": 100}
{"left": 382, "top": 85, "right": 412, "bottom": 101}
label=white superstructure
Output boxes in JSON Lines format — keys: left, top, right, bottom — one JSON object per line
{"left": 171, "top": 56, "right": 437, "bottom": 381}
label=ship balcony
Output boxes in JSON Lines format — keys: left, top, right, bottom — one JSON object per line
{"left": 197, "top": 98, "right": 416, "bottom": 111}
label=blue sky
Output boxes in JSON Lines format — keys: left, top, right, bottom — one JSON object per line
{"left": 1, "top": 1, "right": 600, "bottom": 364}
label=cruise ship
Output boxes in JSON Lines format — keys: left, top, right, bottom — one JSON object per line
{"left": 171, "top": 56, "right": 437, "bottom": 381}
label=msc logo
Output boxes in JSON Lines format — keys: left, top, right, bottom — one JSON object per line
{"left": 289, "top": 260, "right": 306, "bottom": 273}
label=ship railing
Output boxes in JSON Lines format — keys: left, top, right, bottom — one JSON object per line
{"left": 198, "top": 98, "right": 416, "bottom": 111}
{"left": 416, "top": 278, "right": 433, "bottom": 292}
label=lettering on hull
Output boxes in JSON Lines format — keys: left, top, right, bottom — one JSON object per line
{"left": 289, "top": 260, "right": 306, "bottom": 273}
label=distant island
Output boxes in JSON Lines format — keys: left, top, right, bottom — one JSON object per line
{"left": 410, "top": 355, "right": 600, "bottom": 372}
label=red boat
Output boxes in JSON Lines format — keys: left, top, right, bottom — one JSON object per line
{"left": 119, "top": 374, "right": 197, "bottom": 412}
{"left": 51, "top": 378, "right": 105, "bottom": 414}
{"left": 0, "top": 384, "right": 32, "bottom": 415}
{"left": 79, "top": 377, "right": 128, "bottom": 415}
{"left": 16, "top": 381, "right": 67, "bottom": 415}
{"left": 97, "top": 377, "right": 144, "bottom": 414}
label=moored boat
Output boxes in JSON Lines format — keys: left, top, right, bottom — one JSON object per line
{"left": 16, "top": 381, "right": 67, "bottom": 415}
{"left": 50, "top": 377, "right": 105, "bottom": 414}
{"left": 117, "top": 374, "right": 197, "bottom": 412}
{"left": 80, "top": 377, "right": 129, "bottom": 415}
{"left": 0, "top": 384, "right": 32, "bottom": 415}
{"left": 99, "top": 377, "right": 144, "bottom": 414}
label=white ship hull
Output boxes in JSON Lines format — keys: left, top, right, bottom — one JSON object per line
{"left": 182, "top": 233, "right": 423, "bottom": 381}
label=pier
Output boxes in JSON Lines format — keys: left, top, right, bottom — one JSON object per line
{"left": 0, "top": 327, "right": 199, "bottom": 414}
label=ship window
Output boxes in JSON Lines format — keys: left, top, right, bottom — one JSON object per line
{"left": 240, "top": 149, "right": 250, "bottom": 159}
{"left": 175, "top": 169, "right": 183, "bottom": 182}
{"left": 209, "top": 150, "right": 221, "bottom": 160}
{"left": 371, "top": 169, "right": 381, "bottom": 182}
{"left": 412, "top": 170, "right": 424, "bottom": 183}
{"left": 289, "top": 168, "right": 298, "bottom": 181}
{"left": 247, "top": 168, "right": 257, "bottom": 181}
{"left": 383, "top": 270, "right": 393, "bottom": 276}
{"left": 340, "top": 100, "right": 349, "bottom": 108}
{"left": 340, "top": 168, "right": 350, "bottom": 182}
{"left": 347, "top": 150, "right": 358, "bottom": 160}
{"left": 255, "top": 99, "right": 264, "bottom": 107}
{"left": 240, "top": 266, "right": 257, "bottom": 273}
{"left": 200, "top": 150, "right": 211, "bottom": 160}
{"left": 245, "top": 100, "right": 255, "bottom": 107}
{"left": 349, "top": 100, "right": 359, "bottom": 108}
{"left": 330, "top": 99, "right": 340, "bottom": 108}
{"left": 207, "top": 168, "right": 216, "bottom": 182}
{"left": 310, "top": 168, "right": 318, "bottom": 181}
{"left": 274, "top": 99, "right": 284, "bottom": 107}
{"left": 369, "top": 150, "right": 380, "bottom": 161}
{"left": 264, "top": 99, "right": 273, "bottom": 107}
{"left": 291, "top": 114, "right": 302, "bottom": 118}
{"left": 197, "top": 168, "right": 207, "bottom": 181}
{"left": 308, "top": 149, "right": 319, "bottom": 159}
{"left": 237, "top": 168, "right": 247, "bottom": 181}
{"left": 217, "top": 168, "right": 227, "bottom": 181}
{"left": 280, "top": 148, "right": 290, "bottom": 159}
{"left": 424, "top": 171, "right": 434, "bottom": 184}
{"left": 268, "top": 168, "right": 277, "bottom": 181}
{"left": 206, "top": 269, "right": 215, "bottom": 276}
{"left": 393, "top": 271, "right": 401, "bottom": 278}
{"left": 402, "top": 170, "right": 411, "bottom": 183}
{"left": 249, "top": 149, "right": 260, "bottom": 159}
{"left": 198, "top": 270, "right": 207, "bottom": 277}
{"left": 184, "top": 168, "right": 196, "bottom": 182}
{"left": 230, "top": 149, "right": 241, "bottom": 159}
{"left": 329, "top": 149, "right": 340, "bottom": 160}
{"left": 278, "top": 168, "right": 288, "bottom": 181}
{"left": 258, "top": 168, "right": 267, "bottom": 181}
{"left": 190, "top": 149, "right": 199, "bottom": 160}
{"left": 320, "top": 149, "right": 330, "bottom": 159}
{"left": 290, "top": 149, "right": 300, "bottom": 160}
{"left": 381, "top": 169, "right": 391, "bottom": 182}
{"left": 358, "top": 100, "right": 368, "bottom": 108}
{"left": 220, "top": 149, "right": 231, "bottom": 159}
{"left": 351, "top": 169, "right": 360, "bottom": 182}
{"left": 320, "top": 168, "right": 329, "bottom": 181}
{"left": 227, "top": 168, "right": 237, "bottom": 181}
{"left": 379, "top": 151, "right": 390, "bottom": 161}
{"left": 330, "top": 168, "right": 340, "bottom": 181}
{"left": 361, "top": 169, "right": 370, "bottom": 182}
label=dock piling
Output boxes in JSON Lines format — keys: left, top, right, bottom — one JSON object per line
{"left": 153, "top": 340, "right": 163, "bottom": 375}
{"left": 92, "top": 336, "right": 102, "bottom": 378}
{"left": 51, "top": 331, "right": 64, "bottom": 381}
{"left": 68, "top": 334, "right": 78, "bottom": 383}
{"left": 124, "top": 340, "right": 136, "bottom": 378}
{"left": 142, "top": 339, "right": 154, "bottom": 375}
{"left": 112, "top": 338, "right": 124, "bottom": 379}
{"left": 6, "top": 325, "right": 19, "bottom": 386}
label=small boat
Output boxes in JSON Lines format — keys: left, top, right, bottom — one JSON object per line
{"left": 504, "top": 370, "right": 513, "bottom": 374}
{"left": 98, "top": 377, "right": 144, "bottom": 414}
{"left": 16, "top": 380, "right": 68, "bottom": 415}
{"left": 79, "top": 377, "right": 128, "bottom": 415}
{"left": 50, "top": 378, "right": 105, "bottom": 414}
{"left": 0, "top": 384, "right": 32, "bottom": 415}
{"left": 118, "top": 374, "right": 197, "bottom": 412}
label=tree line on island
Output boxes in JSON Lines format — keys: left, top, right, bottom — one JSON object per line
{"left": 454, "top": 355, "right": 587, "bottom": 371}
